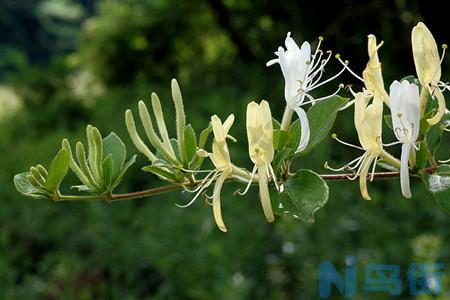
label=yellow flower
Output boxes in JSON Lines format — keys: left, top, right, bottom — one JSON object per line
{"left": 412, "top": 22, "right": 446, "bottom": 125}
{"left": 328, "top": 91, "right": 400, "bottom": 200}
{"left": 353, "top": 92, "right": 384, "bottom": 200}
{"left": 362, "top": 35, "right": 390, "bottom": 106}
{"left": 246, "top": 100, "right": 276, "bottom": 222}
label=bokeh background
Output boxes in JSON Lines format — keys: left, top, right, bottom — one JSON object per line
{"left": 1, "top": 0, "right": 449, "bottom": 299}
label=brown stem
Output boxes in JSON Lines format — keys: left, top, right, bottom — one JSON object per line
{"left": 58, "top": 167, "right": 437, "bottom": 202}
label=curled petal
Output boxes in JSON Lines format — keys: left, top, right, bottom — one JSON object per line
{"left": 258, "top": 163, "right": 274, "bottom": 222}
{"left": 212, "top": 172, "right": 228, "bottom": 232}
{"left": 293, "top": 106, "right": 310, "bottom": 153}
{"left": 400, "top": 143, "right": 412, "bottom": 198}
{"left": 359, "top": 154, "right": 377, "bottom": 200}
{"left": 427, "top": 88, "right": 446, "bottom": 125}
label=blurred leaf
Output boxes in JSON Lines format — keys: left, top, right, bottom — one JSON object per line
{"left": 288, "top": 119, "right": 300, "bottom": 149}
{"left": 14, "top": 172, "right": 49, "bottom": 199}
{"left": 183, "top": 124, "right": 197, "bottom": 164}
{"left": 198, "top": 124, "right": 212, "bottom": 150}
{"left": 272, "top": 148, "right": 293, "bottom": 177}
{"left": 422, "top": 165, "right": 450, "bottom": 214}
{"left": 102, "top": 132, "right": 126, "bottom": 180}
{"left": 273, "top": 129, "right": 290, "bottom": 151}
{"left": 272, "top": 117, "right": 281, "bottom": 130}
{"left": 270, "top": 169, "right": 329, "bottom": 222}
{"left": 299, "top": 96, "right": 349, "bottom": 155}
{"left": 102, "top": 154, "right": 114, "bottom": 186}
{"left": 45, "top": 148, "right": 70, "bottom": 192}
{"left": 111, "top": 155, "right": 137, "bottom": 191}
{"left": 384, "top": 115, "right": 393, "bottom": 130}
{"left": 142, "top": 165, "right": 177, "bottom": 182}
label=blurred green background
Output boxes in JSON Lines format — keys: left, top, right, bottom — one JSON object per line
{"left": 0, "top": 0, "right": 449, "bottom": 299}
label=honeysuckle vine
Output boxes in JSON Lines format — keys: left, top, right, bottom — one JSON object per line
{"left": 14, "top": 22, "right": 450, "bottom": 232}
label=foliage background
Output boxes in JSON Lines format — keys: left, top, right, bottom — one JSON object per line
{"left": 0, "top": 0, "right": 449, "bottom": 299}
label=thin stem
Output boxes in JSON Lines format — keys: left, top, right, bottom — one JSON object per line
{"left": 53, "top": 167, "right": 437, "bottom": 202}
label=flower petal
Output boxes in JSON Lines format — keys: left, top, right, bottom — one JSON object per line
{"left": 359, "top": 154, "right": 376, "bottom": 200}
{"left": 400, "top": 143, "right": 412, "bottom": 198}
{"left": 412, "top": 22, "right": 441, "bottom": 86}
{"left": 293, "top": 106, "right": 310, "bottom": 153}
{"left": 212, "top": 172, "right": 228, "bottom": 232}
{"left": 258, "top": 163, "right": 274, "bottom": 222}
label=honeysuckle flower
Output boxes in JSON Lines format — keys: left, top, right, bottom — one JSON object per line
{"left": 412, "top": 22, "right": 448, "bottom": 125}
{"left": 327, "top": 92, "right": 399, "bottom": 200}
{"left": 337, "top": 34, "right": 390, "bottom": 106}
{"left": 178, "top": 114, "right": 236, "bottom": 232}
{"left": 244, "top": 100, "right": 276, "bottom": 222}
{"left": 389, "top": 80, "right": 420, "bottom": 198}
{"left": 267, "top": 32, "right": 345, "bottom": 152}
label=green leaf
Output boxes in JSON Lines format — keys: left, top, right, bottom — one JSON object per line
{"left": 142, "top": 165, "right": 177, "bottom": 181}
{"left": 170, "top": 138, "right": 181, "bottom": 162}
{"left": 270, "top": 169, "right": 329, "bottom": 222}
{"left": 384, "top": 115, "right": 393, "bottom": 130}
{"left": 299, "top": 96, "right": 349, "bottom": 155}
{"left": 183, "top": 124, "right": 197, "bottom": 164}
{"left": 198, "top": 124, "right": 212, "bottom": 150}
{"left": 422, "top": 165, "right": 450, "bottom": 214}
{"left": 272, "top": 118, "right": 281, "bottom": 130}
{"left": 45, "top": 149, "right": 70, "bottom": 192}
{"left": 272, "top": 148, "right": 293, "bottom": 177}
{"left": 14, "top": 172, "right": 49, "bottom": 199}
{"left": 102, "top": 154, "right": 114, "bottom": 186}
{"left": 102, "top": 132, "right": 126, "bottom": 180}
{"left": 273, "top": 129, "right": 290, "bottom": 151}
{"left": 288, "top": 119, "right": 300, "bottom": 149}
{"left": 111, "top": 155, "right": 137, "bottom": 191}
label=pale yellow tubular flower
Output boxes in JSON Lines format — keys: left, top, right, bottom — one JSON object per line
{"left": 362, "top": 35, "right": 390, "bottom": 106}
{"left": 412, "top": 22, "right": 441, "bottom": 86}
{"left": 412, "top": 22, "right": 445, "bottom": 125}
{"left": 354, "top": 93, "right": 384, "bottom": 200}
{"left": 246, "top": 100, "right": 275, "bottom": 222}
{"left": 209, "top": 114, "right": 235, "bottom": 232}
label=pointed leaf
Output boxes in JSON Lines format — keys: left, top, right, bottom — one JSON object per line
{"left": 102, "top": 154, "right": 114, "bottom": 187}
{"left": 110, "top": 155, "right": 137, "bottom": 191}
{"left": 183, "top": 124, "right": 197, "bottom": 165}
{"left": 45, "top": 149, "right": 70, "bottom": 192}
{"left": 102, "top": 132, "right": 126, "bottom": 180}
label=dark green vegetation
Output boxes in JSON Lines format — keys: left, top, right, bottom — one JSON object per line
{"left": 0, "top": 0, "right": 449, "bottom": 299}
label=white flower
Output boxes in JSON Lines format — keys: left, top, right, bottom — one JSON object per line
{"left": 267, "top": 32, "right": 344, "bottom": 152}
{"left": 389, "top": 80, "right": 420, "bottom": 198}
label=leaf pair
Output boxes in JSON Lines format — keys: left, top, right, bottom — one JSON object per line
{"left": 14, "top": 149, "right": 70, "bottom": 199}
{"left": 62, "top": 125, "right": 136, "bottom": 194}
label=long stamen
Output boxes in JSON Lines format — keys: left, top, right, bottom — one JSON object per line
{"left": 177, "top": 172, "right": 219, "bottom": 208}
{"left": 336, "top": 55, "right": 365, "bottom": 82}
{"left": 369, "top": 155, "right": 379, "bottom": 181}
{"left": 237, "top": 165, "right": 258, "bottom": 195}
{"left": 338, "top": 99, "right": 355, "bottom": 111}
{"left": 307, "top": 65, "right": 347, "bottom": 92}
{"left": 301, "top": 84, "right": 344, "bottom": 107}
{"left": 332, "top": 133, "right": 365, "bottom": 150}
